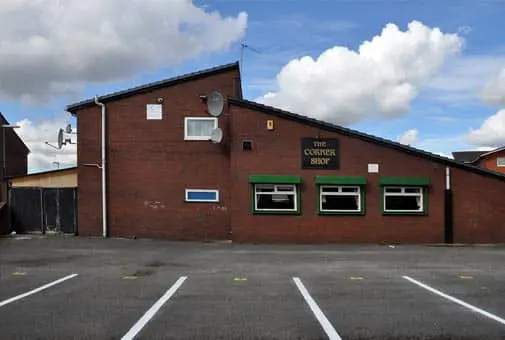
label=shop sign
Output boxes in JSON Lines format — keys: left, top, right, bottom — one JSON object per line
{"left": 301, "top": 138, "right": 340, "bottom": 169}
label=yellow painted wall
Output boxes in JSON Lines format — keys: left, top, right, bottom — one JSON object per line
{"left": 11, "top": 169, "right": 77, "bottom": 188}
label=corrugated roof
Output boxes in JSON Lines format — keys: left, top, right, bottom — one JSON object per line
{"left": 229, "top": 98, "right": 505, "bottom": 181}
{"left": 66, "top": 62, "right": 240, "bottom": 113}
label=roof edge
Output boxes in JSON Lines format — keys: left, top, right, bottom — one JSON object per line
{"left": 228, "top": 98, "right": 505, "bottom": 181}
{"left": 0, "top": 111, "right": 30, "bottom": 154}
{"left": 477, "top": 146, "right": 505, "bottom": 160}
{"left": 66, "top": 61, "right": 240, "bottom": 113}
{"left": 8, "top": 166, "right": 77, "bottom": 179}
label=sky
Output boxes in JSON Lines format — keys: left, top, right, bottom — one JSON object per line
{"left": 4, "top": 0, "right": 505, "bottom": 173}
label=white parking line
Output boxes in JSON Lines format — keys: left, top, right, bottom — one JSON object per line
{"left": 403, "top": 275, "right": 505, "bottom": 326}
{"left": 121, "top": 276, "right": 187, "bottom": 340}
{"left": 0, "top": 273, "right": 78, "bottom": 308}
{"left": 293, "top": 277, "right": 342, "bottom": 340}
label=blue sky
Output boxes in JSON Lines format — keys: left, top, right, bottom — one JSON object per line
{"left": 4, "top": 0, "right": 505, "bottom": 172}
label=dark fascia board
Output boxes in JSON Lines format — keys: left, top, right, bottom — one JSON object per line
{"left": 66, "top": 62, "right": 240, "bottom": 113}
{"left": 0, "top": 111, "right": 30, "bottom": 154}
{"left": 228, "top": 98, "right": 505, "bottom": 182}
{"left": 477, "top": 146, "right": 505, "bottom": 160}
{"left": 8, "top": 166, "right": 77, "bottom": 180}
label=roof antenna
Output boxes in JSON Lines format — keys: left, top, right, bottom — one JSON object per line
{"left": 240, "top": 41, "right": 261, "bottom": 72}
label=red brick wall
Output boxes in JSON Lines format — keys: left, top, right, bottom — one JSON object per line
{"left": 475, "top": 150, "right": 505, "bottom": 174}
{"left": 452, "top": 167, "right": 505, "bottom": 243}
{"left": 75, "top": 105, "right": 103, "bottom": 236}
{"left": 1, "top": 118, "right": 28, "bottom": 234}
{"left": 75, "top": 68, "right": 241, "bottom": 239}
{"left": 229, "top": 105, "right": 446, "bottom": 244}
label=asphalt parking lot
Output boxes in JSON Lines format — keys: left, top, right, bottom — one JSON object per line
{"left": 1, "top": 236, "right": 505, "bottom": 340}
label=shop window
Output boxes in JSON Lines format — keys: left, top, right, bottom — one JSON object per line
{"left": 185, "top": 189, "right": 219, "bottom": 202}
{"left": 315, "top": 176, "right": 366, "bottom": 215}
{"left": 254, "top": 184, "right": 298, "bottom": 212}
{"left": 249, "top": 175, "right": 301, "bottom": 215}
{"left": 497, "top": 157, "right": 505, "bottom": 167}
{"left": 379, "top": 177, "right": 429, "bottom": 216}
{"left": 319, "top": 185, "right": 363, "bottom": 214}
{"left": 382, "top": 186, "right": 426, "bottom": 214}
{"left": 184, "top": 117, "right": 217, "bottom": 140}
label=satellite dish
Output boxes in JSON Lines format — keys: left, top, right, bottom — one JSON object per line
{"left": 57, "top": 128, "right": 64, "bottom": 149}
{"left": 206, "top": 91, "right": 224, "bottom": 117}
{"left": 209, "top": 128, "right": 223, "bottom": 144}
{"left": 65, "top": 124, "right": 72, "bottom": 134}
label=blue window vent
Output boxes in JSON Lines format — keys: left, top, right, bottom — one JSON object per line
{"left": 185, "top": 189, "right": 219, "bottom": 202}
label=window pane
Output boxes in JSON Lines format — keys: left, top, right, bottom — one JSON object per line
{"left": 341, "top": 186, "right": 358, "bottom": 193}
{"left": 276, "top": 185, "right": 295, "bottom": 192}
{"left": 321, "top": 186, "right": 340, "bottom": 193}
{"left": 384, "top": 187, "right": 402, "bottom": 193}
{"left": 385, "top": 195, "right": 422, "bottom": 211}
{"left": 404, "top": 187, "right": 422, "bottom": 194}
{"left": 257, "top": 193, "right": 295, "bottom": 210}
{"left": 322, "top": 195, "right": 359, "bottom": 211}
{"left": 187, "top": 191, "right": 217, "bottom": 201}
{"left": 187, "top": 119, "right": 215, "bottom": 137}
{"left": 256, "top": 184, "right": 275, "bottom": 192}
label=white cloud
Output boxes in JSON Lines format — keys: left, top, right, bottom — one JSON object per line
{"left": 467, "top": 109, "right": 505, "bottom": 147}
{"left": 259, "top": 21, "right": 463, "bottom": 125}
{"left": 0, "top": 0, "right": 247, "bottom": 102}
{"left": 480, "top": 68, "right": 505, "bottom": 106}
{"left": 16, "top": 115, "right": 77, "bottom": 173}
{"left": 398, "top": 129, "right": 419, "bottom": 145}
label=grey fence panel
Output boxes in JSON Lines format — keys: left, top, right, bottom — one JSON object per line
{"left": 10, "top": 188, "right": 43, "bottom": 233}
{"left": 10, "top": 187, "right": 77, "bottom": 234}
{"left": 58, "top": 188, "right": 77, "bottom": 234}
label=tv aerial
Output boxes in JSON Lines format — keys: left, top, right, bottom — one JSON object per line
{"left": 206, "top": 91, "right": 224, "bottom": 117}
{"left": 45, "top": 128, "right": 73, "bottom": 150}
{"left": 209, "top": 128, "right": 223, "bottom": 144}
{"left": 240, "top": 41, "right": 261, "bottom": 70}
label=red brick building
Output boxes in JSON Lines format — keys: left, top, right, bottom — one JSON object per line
{"left": 66, "top": 63, "right": 505, "bottom": 244}
{"left": 453, "top": 147, "right": 505, "bottom": 174}
{"left": 0, "top": 113, "right": 29, "bottom": 234}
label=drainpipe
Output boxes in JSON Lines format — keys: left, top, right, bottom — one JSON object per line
{"left": 444, "top": 166, "right": 453, "bottom": 244}
{"left": 445, "top": 166, "right": 451, "bottom": 190}
{"left": 94, "top": 96, "right": 107, "bottom": 238}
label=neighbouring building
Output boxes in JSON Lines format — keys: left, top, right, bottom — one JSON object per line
{"left": 65, "top": 62, "right": 505, "bottom": 244}
{"left": 8, "top": 167, "right": 78, "bottom": 235}
{"left": 0, "top": 113, "right": 29, "bottom": 234}
{"left": 453, "top": 147, "right": 505, "bottom": 174}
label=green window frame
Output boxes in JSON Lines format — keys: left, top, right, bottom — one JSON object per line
{"left": 316, "top": 176, "right": 366, "bottom": 215}
{"left": 249, "top": 175, "right": 301, "bottom": 215}
{"left": 379, "top": 177, "right": 429, "bottom": 216}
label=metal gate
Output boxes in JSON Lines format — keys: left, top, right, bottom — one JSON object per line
{"left": 9, "top": 187, "right": 77, "bottom": 234}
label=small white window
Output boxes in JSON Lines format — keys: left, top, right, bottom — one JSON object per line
{"left": 184, "top": 117, "right": 218, "bottom": 140}
{"left": 185, "top": 189, "right": 219, "bottom": 202}
{"left": 319, "top": 185, "right": 361, "bottom": 213}
{"left": 383, "top": 186, "right": 424, "bottom": 213}
{"left": 497, "top": 157, "right": 505, "bottom": 167}
{"left": 254, "top": 184, "right": 297, "bottom": 212}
